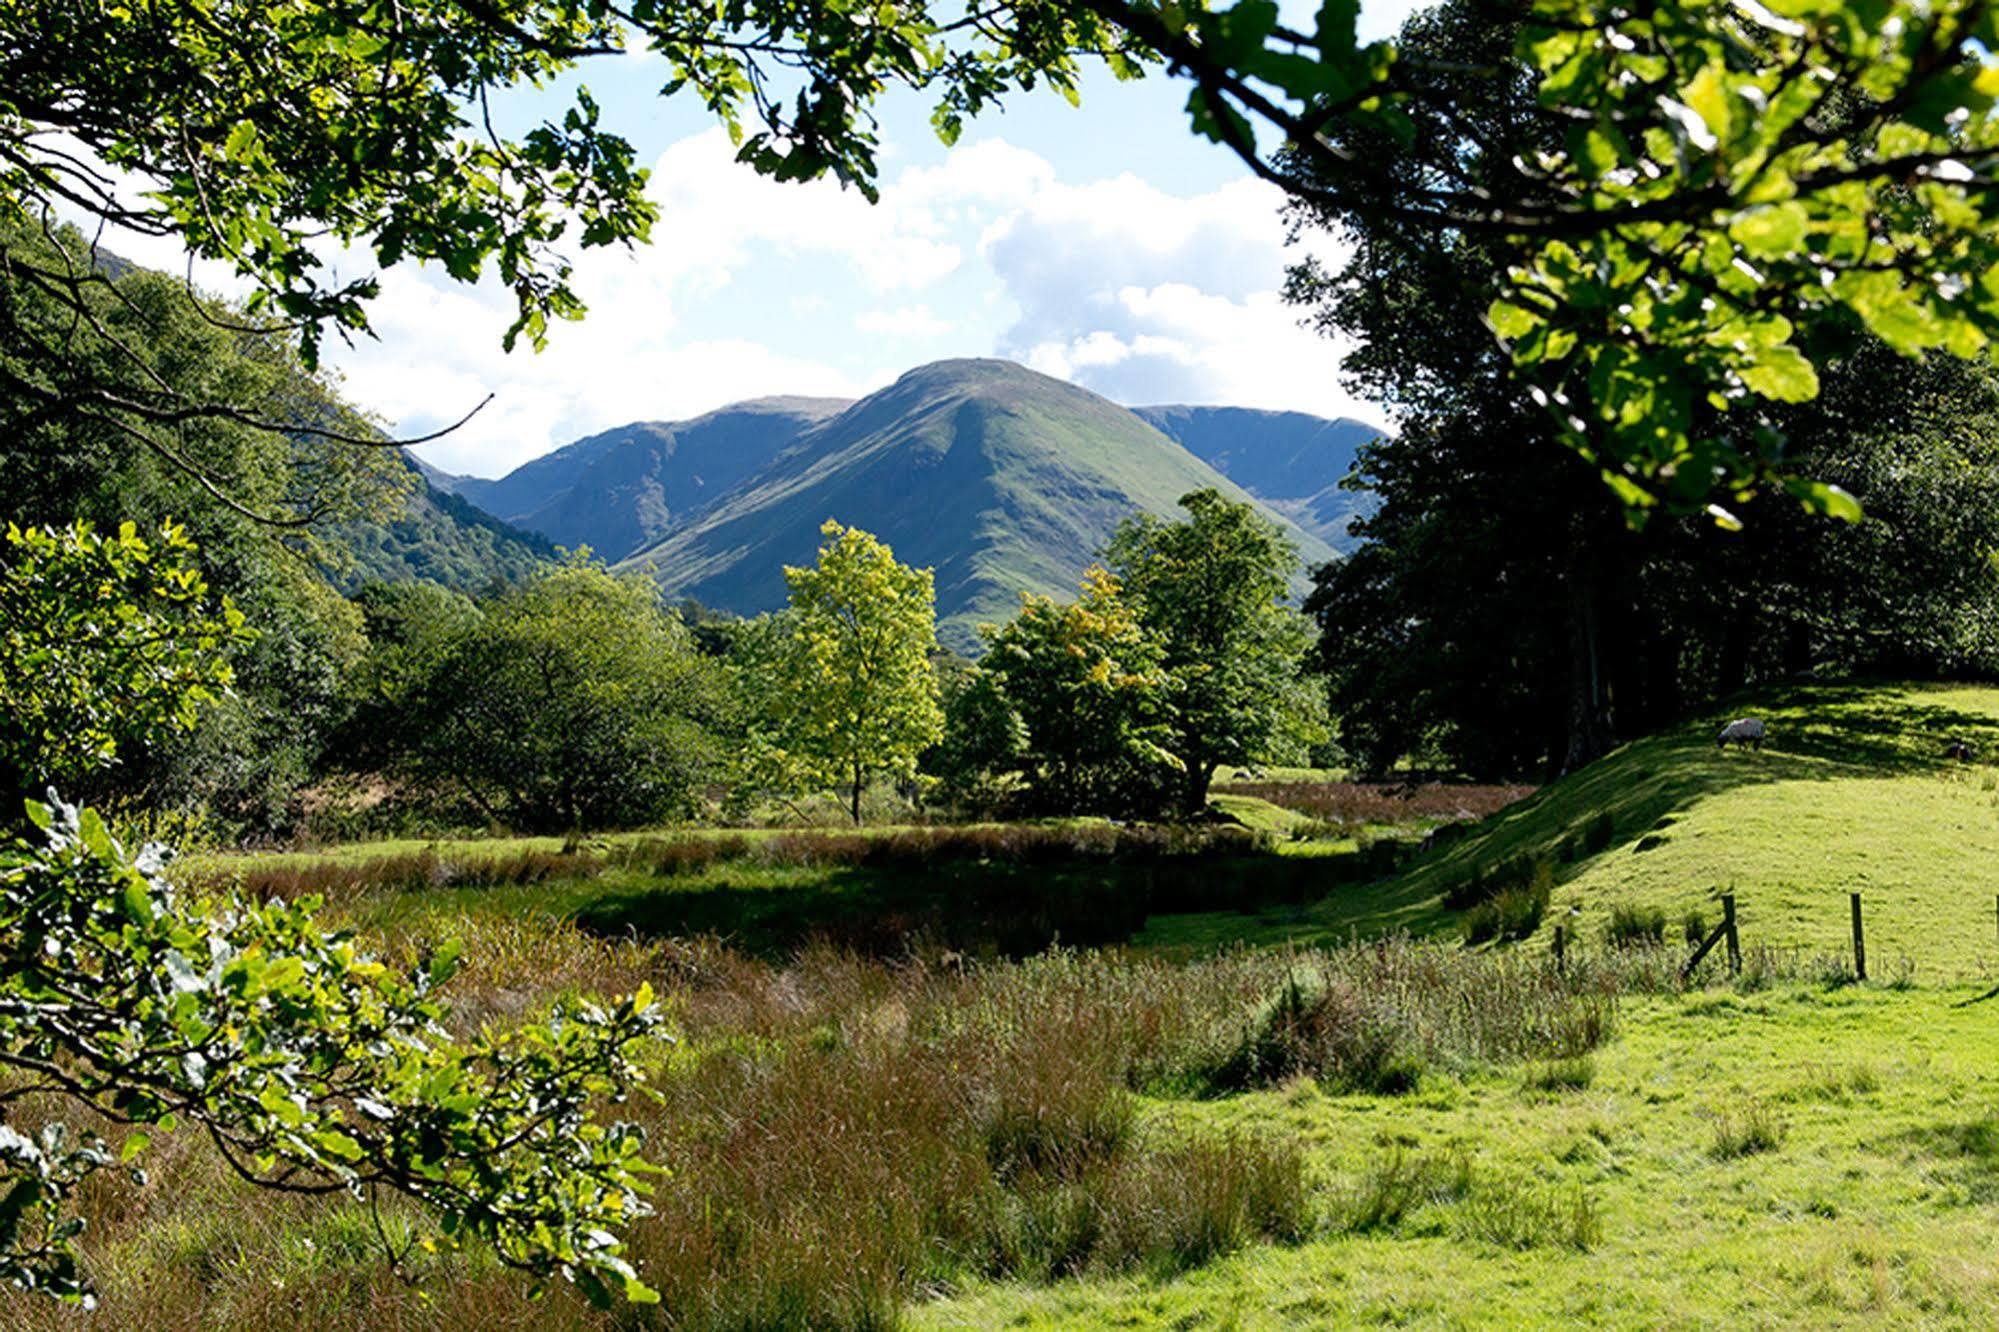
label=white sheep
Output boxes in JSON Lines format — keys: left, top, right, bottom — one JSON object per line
{"left": 1716, "top": 717, "right": 1766, "bottom": 751}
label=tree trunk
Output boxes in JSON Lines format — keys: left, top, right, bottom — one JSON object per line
{"left": 1716, "top": 610, "right": 1752, "bottom": 698}
{"left": 1781, "top": 617, "right": 1813, "bottom": 676}
{"left": 850, "top": 760, "right": 864, "bottom": 826}
{"left": 1561, "top": 542, "right": 1612, "bottom": 774}
{"left": 1183, "top": 762, "right": 1214, "bottom": 817}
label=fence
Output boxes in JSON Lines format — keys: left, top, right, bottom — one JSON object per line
{"left": 1547, "top": 889, "right": 1999, "bottom": 984}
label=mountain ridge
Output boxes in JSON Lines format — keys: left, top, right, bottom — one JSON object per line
{"left": 441, "top": 359, "right": 1377, "bottom": 649}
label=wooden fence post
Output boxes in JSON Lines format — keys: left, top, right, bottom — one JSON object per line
{"left": 1850, "top": 892, "right": 1866, "bottom": 982}
{"left": 1553, "top": 924, "right": 1567, "bottom": 974}
{"left": 1722, "top": 893, "right": 1740, "bottom": 974}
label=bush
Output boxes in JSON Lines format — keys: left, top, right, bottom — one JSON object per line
{"left": 1605, "top": 903, "right": 1668, "bottom": 949}
{"left": 1682, "top": 908, "right": 1710, "bottom": 947}
{"left": 1463, "top": 885, "right": 1548, "bottom": 944}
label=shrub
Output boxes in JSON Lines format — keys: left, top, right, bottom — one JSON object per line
{"left": 1682, "top": 909, "right": 1710, "bottom": 947}
{"left": 1605, "top": 903, "right": 1668, "bottom": 949}
{"left": 1464, "top": 882, "right": 1550, "bottom": 944}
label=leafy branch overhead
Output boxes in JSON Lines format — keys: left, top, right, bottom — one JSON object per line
{"left": 9, "top": 0, "right": 1999, "bottom": 513}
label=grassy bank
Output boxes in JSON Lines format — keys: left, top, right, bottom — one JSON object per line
{"left": 920, "top": 982, "right": 1999, "bottom": 1328}
{"left": 1147, "top": 683, "right": 1999, "bottom": 978}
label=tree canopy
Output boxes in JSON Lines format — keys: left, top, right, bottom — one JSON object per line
{"left": 0, "top": 520, "right": 250, "bottom": 802}
{"left": 1297, "top": 0, "right": 1999, "bottom": 778}
{"left": 10, "top": 0, "right": 1999, "bottom": 516}
{"left": 765, "top": 522, "right": 945, "bottom": 824}
{"left": 400, "top": 559, "right": 725, "bottom": 833}
{"left": 1106, "top": 490, "right": 1315, "bottom": 812}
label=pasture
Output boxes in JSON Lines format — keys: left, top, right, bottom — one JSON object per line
{"left": 15, "top": 681, "right": 1999, "bottom": 1328}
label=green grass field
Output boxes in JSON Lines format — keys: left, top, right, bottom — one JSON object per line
{"left": 59, "top": 680, "right": 1999, "bottom": 1329}
{"left": 917, "top": 984, "right": 1999, "bottom": 1329}
{"left": 1146, "top": 682, "right": 1999, "bottom": 977}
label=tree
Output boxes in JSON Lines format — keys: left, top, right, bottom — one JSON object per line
{"left": 923, "top": 662, "right": 1029, "bottom": 814}
{"left": 404, "top": 560, "right": 725, "bottom": 833}
{"left": 0, "top": 520, "right": 250, "bottom": 804}
{"left": 0, "top": 528, "right": 660, "bottom": 1308}
{"left": 1105, "top": 490, "right": 1315, "bottom": 814}
{"left": 769, "top": 522, "right": 944, "bottom": 824}
{"left": 1296, "top": 0, "right": 1999, "bottom": 779}
{"left": 980, "top": 567, "right": 1173, "bottom": 816}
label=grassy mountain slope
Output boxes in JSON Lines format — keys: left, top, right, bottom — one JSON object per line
{"left": 1134, "top": 404, "right": 1382, "bottom": 548}
{"left": 1151, "top": 682, "right": 1999, "bottom": 978}
{"left": 327, "top": 456, "right": 555, "bottom": 594}
{"left": 445, "top": 398, "right": 850, "bottom": 561}
{"left": 618, "top": 360, "right": 1337, "bottom": 650}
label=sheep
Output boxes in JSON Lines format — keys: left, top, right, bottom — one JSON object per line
{"left": 1716, "top": 717, "right": 1766, "bottom": 751}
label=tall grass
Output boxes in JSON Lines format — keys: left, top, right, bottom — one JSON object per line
{"left": 1220, "top": 781, "right": 1531, "bottom": 828}
{"left": 15, "top": 934, "right": 1626, "bottom": 1330}
{"left": 200, "top": 824, "right": 1275, "bottom": 904}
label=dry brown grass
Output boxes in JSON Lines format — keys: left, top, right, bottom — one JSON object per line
{"left": 1220, "top": 780, "right": 1532, "bottom": 829}
{"left": 0, "top": 924, "right": 1620, "bottom": 1331}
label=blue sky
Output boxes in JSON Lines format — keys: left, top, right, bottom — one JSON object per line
{"left": 323, "top": 1, "right": 1430, "bottom": 477}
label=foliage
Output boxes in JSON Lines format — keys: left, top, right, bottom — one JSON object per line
{"left": 0, "top": 1, "right": 1142, "bottom": 364}
{"left": 401, "top": 560, "right": 726, "bottom": 833}
{"left": 332, "top": 579, "right": 482, "bottom": 774}
{"left": 0, "top": 520, "right": 250, "bottom": 803}
{"left": 763, "top": 522, "right": 945, "bottom": 824}
{"left": 0, "top": 216, "right": 515, "bottom": 837}
{"left": 0, "top": 795, "right": 661, "bottom": 1308}
{"left": 1106, "top": 489, "right": 1318, "bottom": 813}
{"left": 924, "top": 664, "right": 1028, "bottom": 812}
{"left": 14, "top": 0, "right": 1999, "bottom": 517}
{"left": 1296, "top": 0, "right": 1999, "bottom": 779}
{"left": 980, "top": 566, "right": 1174, "bottom": 816}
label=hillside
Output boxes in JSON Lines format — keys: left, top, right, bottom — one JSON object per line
{"left": 1134, "top": 404, "right": 1382, "bottom": 548}
{"left": 325, "top": 456, "right": 555, "bottom": 594}
{"left": 615, "top": 360, "right": 1337, "bottom": 649}
{"left": 435, "top": 398, "right": 850, "bottom": 560}
{"left": 1158, "top": 682, "right": 1999, "bottom": 978}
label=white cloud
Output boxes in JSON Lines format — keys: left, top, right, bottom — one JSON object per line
{"left": 975, "top": 173, "right": 1377, "bottom": 422}
{"left": 855, "top": 305, "right": 954, "bottom": 337}
{"left": 334, "top": 127, "right": 1383, "bottom": 476}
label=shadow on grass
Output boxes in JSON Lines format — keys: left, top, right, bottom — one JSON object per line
{"left": 574, "top": 855, "right": 1342, "bottom": 958}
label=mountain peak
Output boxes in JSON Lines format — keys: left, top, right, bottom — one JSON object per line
{"left": 445, "top": 361, "right": 1375, "bottom": 652}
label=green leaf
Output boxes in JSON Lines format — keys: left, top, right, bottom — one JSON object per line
{"left": 1729, "top": 202, "right": 1808, "bottom": 258}
{"left": 1488, "top": 299, "right": 1540, "bottom": 340}
{"left": 1738, "top": 345, "right": 1819, "bottom": 402}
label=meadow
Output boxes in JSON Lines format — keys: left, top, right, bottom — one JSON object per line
{"left": 12, "top": 682, "right": 1999, "bottom": 1328}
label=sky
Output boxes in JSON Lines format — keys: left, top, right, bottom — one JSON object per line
{"left": 204, "top": 1, "right": 1430, "bottom": 478}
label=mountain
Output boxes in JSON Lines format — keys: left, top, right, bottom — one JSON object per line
{"left": 1133, "top": 405, "right": 1382, "bottom": 547}
{"left": 440, "top": 397, "right": 850, "bottom": 560}
{"left": 326, "top": 456, "right": 557, "bottom": 594}
{"left": 613, "top": 360, "right": 1338, "bottom": 650}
